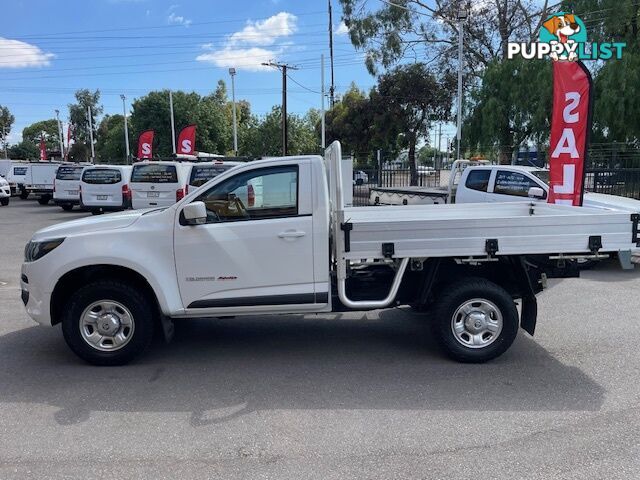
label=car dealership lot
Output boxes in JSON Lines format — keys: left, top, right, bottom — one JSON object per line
{"left": 1, "top": 200, "right": 640, "bottom": 479}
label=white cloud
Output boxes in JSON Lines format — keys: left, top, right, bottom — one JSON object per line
{"left": 229, "top": 12, "right": 297, "bottom": 46}
{"left": 197, "top": 12, "right": 298, "bottom": 71}
{"left": 335, "top": 21, "right": 348, "bottom": 35}
{"left": 167, "top": 12, "right": 192, "bottom": 27}
{"left": 0, "top": 38, "right": 55, "bottom": 69}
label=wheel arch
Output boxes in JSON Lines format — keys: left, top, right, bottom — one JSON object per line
{"left": 50, "top": 265, "right": 161, "bottom": 326}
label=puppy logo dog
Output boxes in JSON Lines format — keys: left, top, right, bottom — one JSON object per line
{"left": 542, "top": 13, "right": 582, "bottom": 61}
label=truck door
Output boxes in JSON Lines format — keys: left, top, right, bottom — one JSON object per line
{"left": 174, "top": 160, "right": 324, "bottom": 314}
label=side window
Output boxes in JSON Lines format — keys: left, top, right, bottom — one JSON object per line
{"left": 494, "top": 171, "right": 545, "bottom": 198}
{"left": 196, "top": 166, "right": 298, "bottom": 223}
{"left": 465, "top": 170, "right": 491, "bottom": 192}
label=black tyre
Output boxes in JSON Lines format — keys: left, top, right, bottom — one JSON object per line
{"left": 91, "top": 210, "right": 103, "bottom": 215}
{"left": 19, "top": 189, "right": 29, "bottom": 200}
{"left": 38, "top": 195, "right": 51, "bottom": 205}
{"left": 0, "top": 198, "right": 8, "bottom": 206}
{"left": 355, "top": 178, "right": 364, "bottom": 185}
{"left": 61, "top": 280, "right": 156, "bottom": 365}
{"left": 430, "top": 278, "right": 519, "bottom": 363}
{"left": 61, "top": 204, "right": 74, "bottom": 211}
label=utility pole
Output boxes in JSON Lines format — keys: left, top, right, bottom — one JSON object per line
{"left": 262, "top": 61, "right": 298, "bottom": 156}
{"left": 437, "top": 122, "right": 442, "bottom": 170}
{"left": 169, "top": 91, "right": 176, "bottom": 155}
{"left": 87, "top": 106, "right": 95, "bottom": 162}
{"left": 456, "top": 7, "right": 467, "bottom": 160}
{"left": 328, "top": 0, "right": 336, "bottom": 107}
{"left": 321, "top": 54, "right": 326, "bottom": 149}
{"left": 55, "top": 109, "right": 64, "bottom": 161}
{"left": 120, "top": 95, "right": 130, "bottom": 163}
{"left": 229, "top": 68, "right": 238, "bottom": 155}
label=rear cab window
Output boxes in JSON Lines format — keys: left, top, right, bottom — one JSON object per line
{"left": 465, "top": 169, "right": 491, "bottom": 192}
{"left": 189, "top": 164, "right": 233, "bottom": 188}
{"left": 82, "top": 169, "right": 122, "bottom": 184}
{"left": 131, "top": 164, "right": 178, "bottom": 183}
{"left": 56, "top": 166, "right": 84, "bottom": 181}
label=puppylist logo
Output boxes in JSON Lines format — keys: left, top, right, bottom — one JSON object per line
{"left": 508, "top": 12, "right": 625, "bottom": 61}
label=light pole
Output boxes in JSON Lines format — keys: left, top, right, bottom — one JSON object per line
{"left": 120, "top": 94, "right": 130, "bottom": 163}
{"left": 169, "top": 91, "right": 176, "bottom": 155}
{"left": 229, "top": 68, "right": 238, "bottom": 156}
{"left": 1, "top": 124, "right": 7, "bottom": 158}
{"left": 87, "top": 106, "right": 95, "bottom": 162}
{"left": 54, "top": 109, "right": 64, "bottom": 161}
{"left": 456, "top": 7, "right": 467, "bottom": 160}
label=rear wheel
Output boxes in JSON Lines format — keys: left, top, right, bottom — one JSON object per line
{"left": 61, "top": 204, "right": 74, "bottom": 211}
{"left": 0, "top": 198, "right": 8, "bottom": 206}
{"left": 61, "top": 280, "right": 156, "bottom": 365}
{"left": 19, "top": 189, "right": 29, "bottom": 200}
{"left": 430, "top": 278, "right": 519, "bottom": 363}
{"left": 38, "top": 195, "right": 51, "bottom": 205}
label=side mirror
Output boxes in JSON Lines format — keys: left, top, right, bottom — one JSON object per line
{"left": 182, "top": 201, "right": 207, "bottom": 225}
{"left": 528, "top": 187, "right": 545, "bottom": 199}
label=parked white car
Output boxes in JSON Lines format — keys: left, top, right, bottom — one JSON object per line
{"left": 54, "top": 164, "right": 89, "bottom": 211}
{"left": 130, "top": 161, "right": 191, "bottom": 209}
{"left": 19, "top": 142, "right": 639, "bottom": 366}
{"left": 0, "top": 176, "right": 10, "bottom": 206}
{"left": 80, "top": 165, "right": 133, "bottom": 215}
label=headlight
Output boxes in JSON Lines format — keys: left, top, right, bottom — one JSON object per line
{"left": 24, "top": 238, "right": 65, "bottom": 262}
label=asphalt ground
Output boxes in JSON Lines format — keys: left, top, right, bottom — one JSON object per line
{"left": 1, "top": 198, "right": 640, "bottom": 479}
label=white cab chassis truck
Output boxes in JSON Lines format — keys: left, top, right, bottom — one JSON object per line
{"left": 21, "top": 142, "right": 640, "bottom": 365}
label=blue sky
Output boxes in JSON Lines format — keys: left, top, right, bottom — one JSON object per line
{"left": 0, "top": 0, "right": 381, "bottom": 145}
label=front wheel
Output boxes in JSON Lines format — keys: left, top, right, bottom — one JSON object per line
{"left": 0, "top": 198, "right": 8, "bottom": 206}
{"left": 19, "top": 189, "right": 29, "bottom": 200}
{"left": 430, "top": 278, "right": 519, "bottom": 363}
{"left": 37, "top": 195, "right": 51, "bottom": 205}
{"left": 61, "top": 204, "right": 74, "bottom": 211}
{"left": 61, "top": 280, "right": 156, "bottom": 365}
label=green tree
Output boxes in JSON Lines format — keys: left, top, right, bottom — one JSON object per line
{"left": 463, "top": 58, "right": 552, "bottom": 163}
{"left": 323, "top": 84, "right": 378, "bottom": 160}
{"left": 22, "top": 119, "right": 60, "bottom": 151}
{"left": 131, "top": 90, "right": 230, "bottom": 157}
{"left": 68, "top": 89, "right": 103, "bottom": 161}
{"left": 8, "top": 141, "right": 37, "bottom": 160}
{"left": 371, "top": 63, "right": 455, "bottom": 184}
{"left": 340, "top": 0, "right": 553, "bottom": 76}
{"left": 1, "top": 105, "right": 15, "bottom": 154}
{"left": 95, "top": 114, "right": 130, "bottom": 162}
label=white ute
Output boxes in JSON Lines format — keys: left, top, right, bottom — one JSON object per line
{"left": 21, "top": 142, "right": 640, "bottom": 365}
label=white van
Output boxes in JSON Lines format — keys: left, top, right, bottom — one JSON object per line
{"left": 80, "top": 165, "right": 133, "bottom": 215}
{"left": 53, "top": 164, "right": 89, "bottom": 211}
{"left": 7, "top": 162, "right": 30, "bottom": 197}
{"left": 130, "top": 161, "right": 190, "bottom": 209}
{"left": 186, "top": 161, "right": 243, "bottom": 195}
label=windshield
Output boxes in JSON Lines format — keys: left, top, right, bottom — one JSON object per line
{"left": 189, "top": 164, "right": 234, "bottom": 187}
{"left": 82, "top": 169, "right": 122, "bottom": 184}
{"left": 530, "top": 170, "right": 550, "bottom": 185}
{"left": 131, "top": 164, "right": 178, "bottom": 183}
{"left": 56, "top": 166, "right": 84, "bottom": 181}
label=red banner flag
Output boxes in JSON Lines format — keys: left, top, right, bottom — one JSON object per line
{"left": 137, "top": 130, "right": 155, "bottom": 159}
{"left": 39, "top": 135, "right": 47, "bottom": 161}
{"left": 177, "top": 124, "right": 196, "bottom": 155}
{"left": 547, "top": 61, "right": 593, "bottom": 206}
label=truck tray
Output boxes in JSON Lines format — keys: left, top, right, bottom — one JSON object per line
{"left": 340, "top": 202, "right": 639, "bottom": 260}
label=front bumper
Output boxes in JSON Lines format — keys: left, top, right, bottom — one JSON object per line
{"left": 20, "top": 264, "right": 53, "bottom": 326}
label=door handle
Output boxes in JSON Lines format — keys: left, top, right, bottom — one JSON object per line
{"left": 278, "top": 230, "right": 306, "bottom": 239}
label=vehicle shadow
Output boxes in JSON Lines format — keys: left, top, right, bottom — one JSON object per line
{"left": 0, "top": 310, "right": 604, "bottom": 427}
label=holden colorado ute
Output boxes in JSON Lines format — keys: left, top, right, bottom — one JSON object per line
{"left": 20, "top": 142, "right": 640, "bottom": 365}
